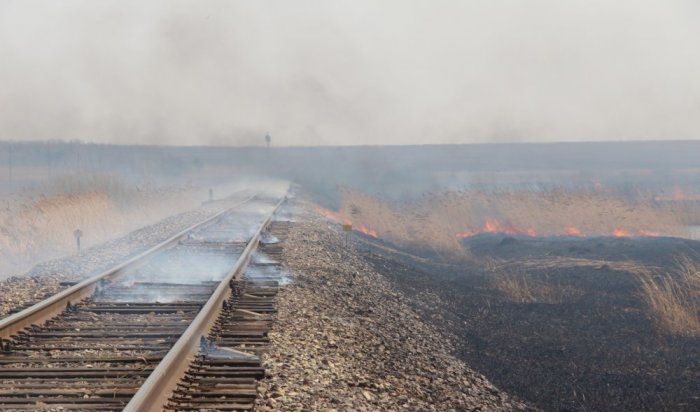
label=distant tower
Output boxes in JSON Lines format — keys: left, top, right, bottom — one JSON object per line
{"left": 265, "top": 132, "right": 271, "bottom": 149}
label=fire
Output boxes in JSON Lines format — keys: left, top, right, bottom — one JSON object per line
{"left": 314, "top": 206, "right": 378, "bottom": 238}
{"left": 637, "top": 230, "right": 659, "bottom": 237}
{"left": 456, "top": 218, "right": 536, "bottom": 238}
{"left": 484, "top": 219, "right": 499, "bottom": 233}
{"left": 654, "top": 186, "right": 700, "bottom": 201}
{"left": 455, "top": 222, "right": 660, "bottom": 239}
{"left": 564, "top": 227, "right": 583, "bottom": 236}
{"left": 483, "top": 218, "right": 537, "bottom": 236}
{"left": 612, "top": 228, "right": 662, "bottom": 237}
{"left": 673, "top": 186, "right": 685, "bottom": 201}
{"left": 316, "top": 205, "right": 662, "bottom": 242}
{"left": 358, "top": 226, "right": 378, "bottom": 237}
{"left": 455, "top": 229, "right": 478, "bottom": 238}
{"left": 315, "top": 207, "right": 350, "bottom": 225}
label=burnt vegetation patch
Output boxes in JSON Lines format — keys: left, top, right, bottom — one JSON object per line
{"left": 358, "top": 235, "right": 700, "bottom": 411}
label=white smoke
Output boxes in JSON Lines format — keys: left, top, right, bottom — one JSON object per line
{"left": 0, "top": 0, "right": 698, "bottom": 145}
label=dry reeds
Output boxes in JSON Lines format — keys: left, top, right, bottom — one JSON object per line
{"left": 637, "top": 256, "right": 700, "bottom": 336}
{"left": 332, "top": 187, "right": 689, "bottom": 256}
{"left": 495, "top": 257, "right": 656, "bottom": 275}
{"left": 490, "top": 269, "right": 582, "bottom": 304}
{"left": 41, "top": 173, "right": 143, "bottom": 207}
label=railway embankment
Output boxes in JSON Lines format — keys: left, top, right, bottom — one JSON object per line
{"left": 256, "top": 201, "right": 525, "bottom": 411}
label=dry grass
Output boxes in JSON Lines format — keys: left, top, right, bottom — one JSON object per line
{"left": 0, "top": 174, "right": 208, "bottom": 278}
{"left": 0, "top": 191, "right": 122, "bottom": 276}
{"left": 490, "top": 269, "right": 583, "bottom": 304}
{"left": 485, "top": 255, "right": 655, "bottom": 305}
{"left": 483, "top": 251, "right": 700, "bottom": 333}
{"left": 331, "top": 188, "right": 470, "bottom": 257}
{"left": 495, "top": 256, "right": 657, "bottom": 275}
{"left": 331, "top": 187, "right": 689, "bottom": 254}
{"left": 637, "top": 256, "right": 700, "bottom": 336}
{"left": 40, "top": 173, "right": 176, "bottom": 208}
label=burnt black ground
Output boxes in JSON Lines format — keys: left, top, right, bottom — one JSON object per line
{"left": 357, "top": 235, "right": 700, "bottom": 411}
{"left": 466, "top": 234, "right": 700, "bottom": 267}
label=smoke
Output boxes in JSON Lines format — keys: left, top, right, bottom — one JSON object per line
{"left": 106, "top": 196, "right": 282, "bottom": 302}
{"left": 0, "top": 0, "right": 699, "bottom": 145}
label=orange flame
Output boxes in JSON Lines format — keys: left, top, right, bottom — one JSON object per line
{"left": 358, "top": 226, "right": 378, "bottom": 237}
{"left": 456, "top": 218, "right": 536, "bottom": 238}
{"left": 455, "top": 229, "right": 478, "bottom": 238}
{"left": 637, "top": 230, "right": 660, "bottom": 237}
{"left": 316, "top": 205, "right": 662, "bottom": 241}
{"left": 654, "top": 187, "right": 700, "bottom": 201}
{"left": 485, "top": 219, "right": 537, "bottom": 236}
{"left": 613, "top": 228, "right": 661, "bottom": 237}
{"left": 673, "top": 186, "right": 685, "bottom": 201}
{"left": 483, "top": 219, "right": 498, "bottom": 233}
{"left": 314, "top": 207, "right": 378, "bottom": 238}
{"left": 456, "top": 223, "right": 660, "bottom": 239}
{"left": 564, "top": 227, "right": 583, "bottom": 236}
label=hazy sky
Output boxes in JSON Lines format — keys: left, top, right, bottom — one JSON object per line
{"left": 0, "top": 1, "right": 699, "bottom": 146}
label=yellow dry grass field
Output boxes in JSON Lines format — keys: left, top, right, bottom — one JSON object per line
{"left": 326, "top": 187, "right": 688, "bottom": 255}
{"left": 0, "top": 183, "right": 204, "bottom": 278}
{"left": 0, "top": 192, "right": 120, "bottom": 266}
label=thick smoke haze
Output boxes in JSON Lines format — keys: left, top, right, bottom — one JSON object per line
{"left": 0, "top": 0, "right": 699, "bottom": 146}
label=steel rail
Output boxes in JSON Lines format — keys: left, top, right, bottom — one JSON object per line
{"left": 0, "top": 194, "right": 257, "bottom": 340}
{"left": 124, "top": 195, "right": 287, "bottom": 412}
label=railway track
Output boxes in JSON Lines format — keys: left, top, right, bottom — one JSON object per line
{"left": 165, "top": 221, "right": 292, "bottom": 411}
{"left": 0, "top": 192, "right": 290, "bottom": 411}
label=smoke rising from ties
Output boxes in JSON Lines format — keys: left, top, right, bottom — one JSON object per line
{"left": 0, "top": 0, "right": 699, "bottom": 146}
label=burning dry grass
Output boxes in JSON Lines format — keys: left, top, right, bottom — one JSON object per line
{"left": 316, "top": 187, "right": 689, "bottom": 258}
{"left": 637, "top": 256, "right": 700, "bottom": 337}
{"left": 412, "top": 189, "right": 687, "bottom": 238}
{"left": 325, "top": 189, "right": 469, "bottom": 256}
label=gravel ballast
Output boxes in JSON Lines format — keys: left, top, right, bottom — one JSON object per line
{"left": 257, "top": 204, "right": 526, "bottom": 411}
